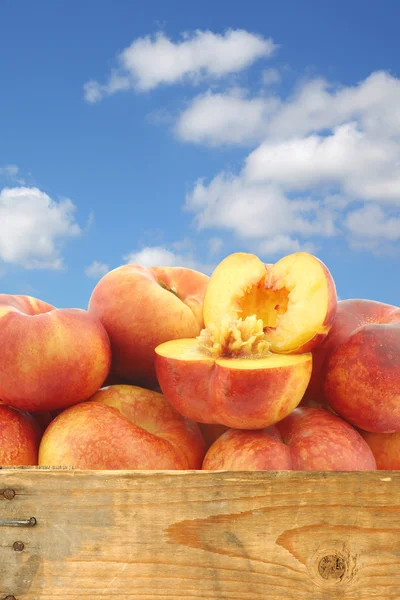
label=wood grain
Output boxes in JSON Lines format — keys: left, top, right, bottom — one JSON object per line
{"left": 0, "top": 468, "right": 399, "bottom": 599}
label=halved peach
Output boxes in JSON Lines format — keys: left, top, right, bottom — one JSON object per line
{"left": 203, "top": 251, "right": 337, "bottom": 354}
{"left": 155, "top": 337, "right": 312, "bottom": 429}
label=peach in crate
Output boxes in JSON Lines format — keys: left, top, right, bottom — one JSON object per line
{"left": 0, "top": 294, "right": 111, "bottom": 412}
{"left": 0, "top": 405, "right": 41, "bottom": 466}
{"left": 307, "top": 298, "right": 400, "bottom": 433}
{"left": 38, "top": 384, "right": 206, "bottom": 470}
{"left": 88, "top": 264, "right": 209, "bottom": 389}
{"left": 155, "top": 251, "right": 336, "bottom": 429}
{"left": 202, "top": 407, "right": 377, "bottom": 471}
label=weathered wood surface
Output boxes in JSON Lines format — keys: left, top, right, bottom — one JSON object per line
{"left": 0, "top": 468, "right": 399, "bottom": 599}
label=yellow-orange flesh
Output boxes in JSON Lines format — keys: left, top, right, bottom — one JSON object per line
{"left": 201, "top": 251, "right": 336, "bottom": 355}
{"left": 156, "top": 338, "right": 311, "bottom": 370}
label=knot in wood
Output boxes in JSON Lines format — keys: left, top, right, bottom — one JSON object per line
{"left": 13, "top": 541, "right": 24, "bottom": 552}
{"left": 318, "top": 553, "right": 347, "bottom": 580}
{"left": 3, "top": 489, "right": 15, "bottom": 500}
{"left": 307, "top": 539, "right": 355, "bottom": 589}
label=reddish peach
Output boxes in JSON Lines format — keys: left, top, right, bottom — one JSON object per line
{"left": 203, "top": 407, "right": 376, "bottom": 471}
{"left": 39, "top": 384, "right": 206, "bottom": 470}
{"left": 88, "top": 264, "right": 209, "bottom": 389}
{"left": 0, "top": 294, "right": 111, "bottom": 412}
{"left": 203, "top": 426, "right": 292, "bottom": 470}
{"left": 0, "top": 405, "right": 41, "bottom": 465}
{"left": 307, "top": 299, "right": 400, "bottom": 404}
{"left": 360, "top": 430, "right": 400, "bottom": 470}
{"left": 319, "top": 300, "right": 400, "bottom": 432}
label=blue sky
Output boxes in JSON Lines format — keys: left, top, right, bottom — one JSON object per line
{"left": 0, "top": 0, "right": 399, "bottom": 309}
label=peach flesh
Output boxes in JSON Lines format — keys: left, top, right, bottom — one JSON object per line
{"left": 202, "top": 251, "right": 337, "bottom": 356}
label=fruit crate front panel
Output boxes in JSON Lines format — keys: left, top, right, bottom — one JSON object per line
{"left": 0, "top": 468, "right": 399, "bottom": 600}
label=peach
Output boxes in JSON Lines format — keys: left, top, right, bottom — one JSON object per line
{"left": 39, "top": 384, "right": 206, "bottom": 470}
{"left": 203, "top": 426, "right": 292, "bottom": 470}
{"left": 203, "top": 407, "right": 376, "bottom": 471}
{"left": 88, "top": 264, "right": 209, "bottom": 389}
{"left": 0, "top": 294, "right": 111, "bottom": 412}
{"left": 155, "top": 337, "right": 312, "bottom": 429}
{"left": 203, "top": 251, "right": 337, "bottom": 355}
{"left": 0, "top": 405, "right": 41, "bottom": 465}
{"left": 307, "top": 299, "right": 400, "bottom": 404}
{"left": 316, "top": 300, "right": 400, "bottom": 432}
{"left": 360, "top": 430, "right": 400, "bottom": 470}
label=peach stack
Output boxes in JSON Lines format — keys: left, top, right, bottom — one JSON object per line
{"left": 0, "top": 265, "right": 210, "bottom": 469}
{"left": 153, "top": 250, "right": 380, "bottom": 471}
{"left": 305, "top": 297, "right": 400, "bottom": 469}
{"left": 0, "top": 249, "right": 397, "bottom": 472}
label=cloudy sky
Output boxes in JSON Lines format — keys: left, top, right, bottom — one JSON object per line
{"left": 1, "top": 0, "right": 399, "bottom": 308}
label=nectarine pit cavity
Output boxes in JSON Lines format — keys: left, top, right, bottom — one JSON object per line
{"left": 238, "top": 277, "right": 290, "bottom": 331}
{"left": 197, "top": 275, "right": 292, "bottom": 359}
{"left": 202, "top": 251, "right": 337, "bottom": 356}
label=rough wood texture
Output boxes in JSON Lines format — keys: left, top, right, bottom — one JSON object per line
{"left": 0, "top": 468, "right": 399, "bottom": 599}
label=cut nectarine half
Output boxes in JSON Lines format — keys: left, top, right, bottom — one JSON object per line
{"left": 203, "top": 251, "right": 337, "bottom": 354}
{"left": 155, "top": 337, "right": 312, "bottom": 429}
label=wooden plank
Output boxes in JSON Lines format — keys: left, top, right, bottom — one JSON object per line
{"left": 0, "top": 469, "right": 399, "bottom": 599}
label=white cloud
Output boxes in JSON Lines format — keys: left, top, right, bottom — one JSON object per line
{"left": 124, "top": 244, "right": 215, "bottom": 275}
{"left": 175, "top": 88, "right": 279, "bottom": 146}
{"left": 84, "top": 29, "right": 276, "bottom": 101}
{"left": 345, "top": 204, "right": 400, "bottom": 253}
{"left": 265, "top": 71, "right": 400, "bottom": 140}
{"left": 261, "top": 67, "right": 281, "bottom": 86}
{"left": 176, "top": 71, "right": 400, "bottom": 149}
{"left": 244, "top": 122, "right": 400, "bottom": 202}
{"left": 258, "top": 235, "right": 316, "bottom": 257}
{"left": 85, "top": 260, "right": 109, "bottom": 278}
{"left": 125, "top": 246, "right": 184, "bottom": 267}
{"left": 83, "top": 81, "right": 103, "bottom": 104}
{"left": 0, "top": 187, "right": 81, "bottom": 269}
{"left": 182, "top": 70, "right": 400, "bottom": 254}
{"left": 186, "top": 173, "right": 336, "bottom": 240}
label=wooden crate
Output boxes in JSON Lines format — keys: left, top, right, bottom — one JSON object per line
{"left": 0, "top": 467, "right": 399, "bottom": 599}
